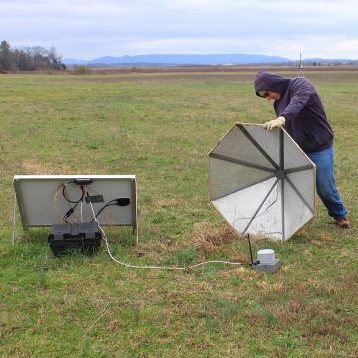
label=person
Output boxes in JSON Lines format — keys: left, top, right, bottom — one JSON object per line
{"left": 254, "top": 71, "right": 350, "bottom": 228}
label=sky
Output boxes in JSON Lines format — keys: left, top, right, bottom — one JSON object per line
{"left": 1, "top": 0, "right": 358, "bottom": 60}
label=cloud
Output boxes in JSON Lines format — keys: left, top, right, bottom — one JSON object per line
{"left": 1, "top": 0, "right": 357, "bottom": 59}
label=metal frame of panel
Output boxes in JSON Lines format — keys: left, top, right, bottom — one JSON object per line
{"left": 13, "top": 175, "right": 137, "bottom": 232}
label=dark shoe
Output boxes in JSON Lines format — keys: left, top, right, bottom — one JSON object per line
{"left": 335, "top": 217, "right": 351, "bottom": 228}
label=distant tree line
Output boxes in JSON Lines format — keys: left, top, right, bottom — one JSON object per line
{"left": 0, "top": 40, "right": 66, "bottom": 72}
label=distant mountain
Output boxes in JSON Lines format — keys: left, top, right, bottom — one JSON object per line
{"left": 63, "top": 53, "right": 291, "bottom": 66}
{"left": 63, "top": 58, "right": 91, "bottom": 65}
{"left": 302, "top": 57, "right": 353, "bottom": 64}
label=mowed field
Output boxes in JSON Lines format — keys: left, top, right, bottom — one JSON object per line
{"left": 0, "top": 68, "right": 357, "bottom": 356}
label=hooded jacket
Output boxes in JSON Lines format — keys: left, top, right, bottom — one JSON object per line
{"left": 254, "top": 72, "right": 333, "bottom": 153}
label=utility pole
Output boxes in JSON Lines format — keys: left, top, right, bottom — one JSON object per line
{"left": 298, "top": 50, "right": 304, "bottom": 77}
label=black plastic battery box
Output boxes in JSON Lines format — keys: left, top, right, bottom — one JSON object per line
{"left": 48, "top": 222, "right": 102, "bottom": 256}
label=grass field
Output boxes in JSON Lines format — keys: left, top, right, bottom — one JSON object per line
{"left": 0, "top": 69, "right": 357, "bottom": 357}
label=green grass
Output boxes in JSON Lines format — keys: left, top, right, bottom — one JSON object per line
{"left": 0, "top": 69, "right": 357, "bottom": 357}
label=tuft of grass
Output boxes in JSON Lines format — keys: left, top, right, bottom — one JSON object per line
{"left": 165, "top": 247, "right": 199, "bottom": 266}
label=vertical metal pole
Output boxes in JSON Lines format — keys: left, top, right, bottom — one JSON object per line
{"left": 280, "top": 129, "right": 285, "bottom": 241}
{"left": 132, "top": 177, "right": 139, "bottom": 245}
{"left": 12, "top": 188, "right": 17, "bottom": 244}
{"left": 247, "top": 234, "right": 254, "bottom": 266}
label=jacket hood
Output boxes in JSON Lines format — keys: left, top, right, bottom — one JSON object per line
{"left": 254, "top": 71, "right": 291, "bottom": 97}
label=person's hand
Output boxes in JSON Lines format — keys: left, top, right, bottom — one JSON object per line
{"left": 264, "top": 116, "right": 286, "bottom": 130}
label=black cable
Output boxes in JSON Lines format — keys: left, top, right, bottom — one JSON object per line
{"left": 62, "top": 181, "right": 85, "bottom": 204}
{"left": 63, "top": 201, "right": 81, "bottom": 222}
{"left": 90, "top": 198, "right": 118, "bottom": 221}
{"left": 62, "top": 182, "right": 86, "bottom": 222}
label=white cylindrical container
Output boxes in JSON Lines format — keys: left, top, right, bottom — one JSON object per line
{"left": 257, "top": 249, "right": 276, "bottom": 265}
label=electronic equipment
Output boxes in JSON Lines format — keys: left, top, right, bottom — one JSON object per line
{"left": 13, "top": 175, "right": 138, "bottom": 252}
{"left": 48, "top": 222, "right": 102, "bottom": 256}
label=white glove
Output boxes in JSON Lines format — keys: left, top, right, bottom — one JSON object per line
{"left": 264, "top": 116, "right": 286, "bottom": 130}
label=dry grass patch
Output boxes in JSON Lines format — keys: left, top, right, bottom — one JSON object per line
{"left": 191, "top": 222, "right": 246, "bottom": 256}
{"left": 256, "top": 280, "right": 285, "bottom": 293}
{"left": 317, "top": 231, "right": 334, "bottom": 241}
{"left": 21, "top": 159, "right": 48, "bottom": 174}
{"left": 152, "top": 197, "right": 180, "bottom": 209}
{"left": 21, "top": 159, "right": 73, "bottom": 175}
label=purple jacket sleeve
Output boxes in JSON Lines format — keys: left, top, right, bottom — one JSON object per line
{"left": 279, "top": 79, "right": 312, "bottom": 121}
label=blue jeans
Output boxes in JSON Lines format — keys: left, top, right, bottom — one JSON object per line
{"left": 307, "top": 146, "right": 348, "bottom": 219}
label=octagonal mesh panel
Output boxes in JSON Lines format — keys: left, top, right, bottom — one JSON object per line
{"left": 209, "top": 123, "right": 316, "bottom": 241}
